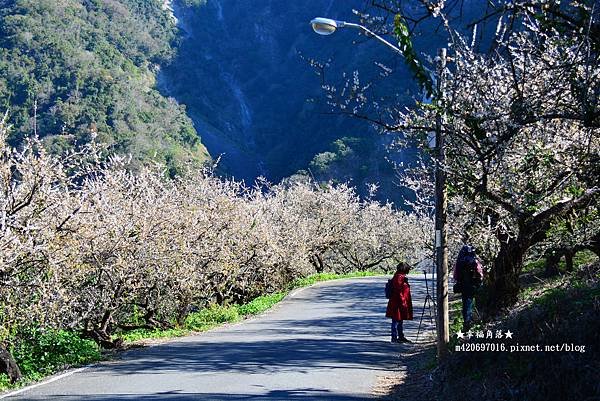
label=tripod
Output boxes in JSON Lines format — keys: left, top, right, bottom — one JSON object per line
{"left": 416, "top": 268, "right": 436, "bottom": 342}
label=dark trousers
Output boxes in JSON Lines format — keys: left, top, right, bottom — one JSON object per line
{"left": 391, "top": 319, "right": 404, "bottom": 340}
{"left": 461, "top": 294, "right": 474, "bottom": 329}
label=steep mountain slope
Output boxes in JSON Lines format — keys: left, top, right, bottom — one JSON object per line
{"left": 160, "top": 0, "right": 418, "bottom": 186}
{"left": 0, "top": 0, "right": 209, "bottom": 174}
{"left": 159, "top": 0, "right": 488, "bottom": 198}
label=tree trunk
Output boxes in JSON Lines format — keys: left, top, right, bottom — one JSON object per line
{"left": 544, "top": 249, "right": 562, "bottom": 277}
{"left": 0, "top": 346, "right": 21, "bottom": 384}
{"left": 564, "top": 250, "right": 575, "bottom": 272}
{"left": 82, "top": 326, "right": 122, "bottom": 349}
{"left": 176, "top": 299, "right": 191, "bottom": 327}
{"left": 482, "top": 238, "right": 527, "bottom": 315}
{"left": 311, "top": 253, "right": 325, "bottom": 273}
{"left": 544, "top": 247, "right": 576, "bottom": 276}
{"left": 215, "top": 290, "right": 224, "bottom": 306}
{"left": 588, "top": 232, "right": 600, "bottom": 257}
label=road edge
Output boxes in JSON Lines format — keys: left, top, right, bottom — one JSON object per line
{"left": 0, "top": 275, "right": 388, "bottom": 398}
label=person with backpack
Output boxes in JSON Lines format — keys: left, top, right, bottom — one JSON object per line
{"left": 453, "top": 245, "right": 484, "bottom": 331}
{"left": 385, "top": 262, "right": 413, "bottom": 343}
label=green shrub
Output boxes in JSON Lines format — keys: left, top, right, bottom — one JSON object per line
{"left": 0, "top": 374, "right": 11, "bottom": 390}
{"left": 185, "top": 305, "right": 240, "bottom": 331}
{"left": 118, "top": 328, "right": 189, "bottom": 343}
{"left": 237, "top": 293, "right": 285, "bottom": 316}
{"left": 290, "top": 271, "right": 378, "bottom": 288}
{"left": 438, "top": 263, "right": 600, "bottom": 401}
{"left": 11, "top": 328, "right": 101, "bottom": 381}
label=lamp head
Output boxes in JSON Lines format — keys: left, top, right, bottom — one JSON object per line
{"left": 310, "top": 17, "right": 338, "bottom": 35}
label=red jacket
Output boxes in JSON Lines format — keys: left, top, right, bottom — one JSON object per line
{"left": 385, "top": 272, "right": 413, "bottom": 320}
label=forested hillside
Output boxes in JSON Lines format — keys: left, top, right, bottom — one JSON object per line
{"left": 159, "top": 0, "right": 488, "bottom": 198}
{"left": 0, "top": 0, "right": 208, "bottom": 174}
{"left": 160, "top": 0, "right": 411, "bottom": 186}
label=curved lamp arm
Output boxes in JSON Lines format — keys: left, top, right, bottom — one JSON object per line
{"left": 341, "top": 22, "right": 404, "bottom": 56}
{"left": 310, "top": 17, "right": 404, "bottom": 57}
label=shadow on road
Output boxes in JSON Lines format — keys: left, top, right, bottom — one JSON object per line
{"left": 94, "top": 337, "right": 397, "bottom": 375}
{"left": 13, "top": 276, "right": 436, "bottom": 401}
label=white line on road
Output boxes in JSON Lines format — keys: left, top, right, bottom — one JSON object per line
{"left": 0, "top": 366, "right": 90, "bottom": 399}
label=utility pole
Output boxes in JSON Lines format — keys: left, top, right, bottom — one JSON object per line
{"left": 435, "top": 47, "right": 449, "bottom": 360}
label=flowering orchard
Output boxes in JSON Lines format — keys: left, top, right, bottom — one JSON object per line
{"left": 0, "top": 114, "right": 430, "bottom": 379}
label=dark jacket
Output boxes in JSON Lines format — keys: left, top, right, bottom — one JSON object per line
{"left": 453, "top": 259, "right": 483, "bottom": 297}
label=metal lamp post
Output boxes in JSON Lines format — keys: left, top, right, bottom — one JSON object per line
{"left": 310, "top": 18, "right": 404, "bottom": 56}
{"left": 310, "top": 17, "right": 449, "bottom": 359}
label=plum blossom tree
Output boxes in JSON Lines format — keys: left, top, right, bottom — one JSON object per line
{"left": 0, "top": 112, "right": 430, "bottom": 376}
{"left": 396, "top": 15, "right": 599, "bottom": 311}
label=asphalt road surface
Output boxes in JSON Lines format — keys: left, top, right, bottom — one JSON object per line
{"left": 5, "top": 275, "right": 435, "bottom": 401}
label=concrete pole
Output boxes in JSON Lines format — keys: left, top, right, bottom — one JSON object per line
{"left": 435, "top": 47, "right": 449, "bottom": 360}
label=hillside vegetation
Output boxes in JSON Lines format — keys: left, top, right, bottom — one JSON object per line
{"left": 0, "top": 0, "right": 208, "bottom": 174}
{"left": 437, "top": 256, "right": 600, "bottom": 401}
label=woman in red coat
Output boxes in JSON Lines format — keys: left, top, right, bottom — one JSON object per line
{"left": 386, "top": 262, "right": 413, "bottom": 343}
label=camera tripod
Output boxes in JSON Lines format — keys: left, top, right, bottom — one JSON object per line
{"left": 416, "top": 268, "right": 436, "bottom": 342}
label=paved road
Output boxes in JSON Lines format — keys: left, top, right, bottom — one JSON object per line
{"left": 6, "top": 275, "right": 435, "bottom": 401}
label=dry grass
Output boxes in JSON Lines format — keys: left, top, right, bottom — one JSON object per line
{"left": 434, "top": 262, "right": 600, "bottom": 401}
{"left": 376, "top": 262, "right": 600, "bottom": 401}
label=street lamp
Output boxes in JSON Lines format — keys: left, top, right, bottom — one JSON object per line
{"left": 310, "top": 17, "right": 404, "bottom": 56}
{"left": 310, "top": 17, "right": 338, "bottom": 35}
{"left": 310, "top": 17, "right": 450, "bottom": 359}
